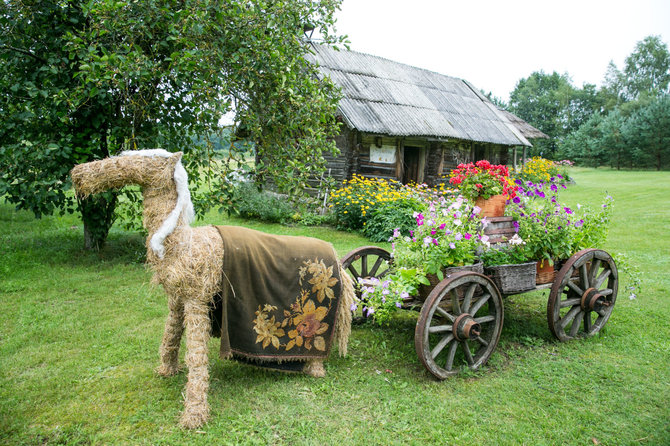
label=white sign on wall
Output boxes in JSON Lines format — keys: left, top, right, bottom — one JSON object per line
{"left": 370, "top": 145, "right": 396, "bottom": 164}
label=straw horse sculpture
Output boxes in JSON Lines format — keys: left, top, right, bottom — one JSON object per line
{"left": 71, "top": 150, "right": 354, "bottom": 428}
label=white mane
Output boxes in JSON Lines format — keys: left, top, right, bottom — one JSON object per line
{"left": 119, "top": 149, "right": 195, "bottom": 259}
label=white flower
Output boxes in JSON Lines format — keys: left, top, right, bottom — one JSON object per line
{"left": 509, "top": 234, "right": 525, "bottom": 245}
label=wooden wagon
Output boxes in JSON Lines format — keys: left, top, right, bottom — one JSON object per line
{"left": 340, "top": 223, "right": 618, "bottom": 379}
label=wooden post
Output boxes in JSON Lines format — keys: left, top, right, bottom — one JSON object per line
{"left": 513, "top": 147, "right": 518, "bottom": 171}
{"left": 522, "top": 146, "right": 527, "bottom": 166}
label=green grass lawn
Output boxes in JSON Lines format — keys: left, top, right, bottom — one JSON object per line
{"left": 1, "top": 168, "right": 668, "bottom": 445}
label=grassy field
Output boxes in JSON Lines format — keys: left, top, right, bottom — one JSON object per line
{"left": 1, "top": 168, "right": 668, "bottom": 445}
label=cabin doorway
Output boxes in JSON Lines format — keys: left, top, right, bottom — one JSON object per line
{"left": 402, "top": 146, "right": 425, "bottom": 184}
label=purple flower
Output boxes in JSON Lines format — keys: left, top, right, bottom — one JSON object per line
{"left": 550, "top": 184, "right": 558, "bottom": 192}
{"left": 513, "top": 221, "right": 520, "bottom": 232}
{"left": 395, "top": 302, "right": 402, "bottom": 308}
{"left": 382, "top": 289, "right": 390, "bottom": 296}
{"left": 464, "top": 233, "right": 472, "bottom": 240}
{"left": 575, "top": 219, "right": 584, "bottom": 228}
{"left": 473, "top": 206, "right": 482, "bottom": 215}
{"left": 564, "top": 207, "right": 573, "bottom": 214}
{"left": 550, "top": 176, "right": 556, "bottom": 182}
{"left": 561, "top": 184, "right": 567, "bottom": 189}
{"left": 423, "top": 236, "right": 432, "bottom": 246}
{"left": 350, "top": 303, "right": 358, "bottom": 311}
{"left": 551, "top": 196, "right": 557, "bottom": 203}
{"left": 515, "top": 179, "right": 523, "bottom": 185}
{"left": 454, "top": 233, "right": 463, "bottom": 241}
{"left": 439, "top": 223, "right": 446, "bottom": 230}
{"left": 367, "top": 307, "right": 375, "bottom": 315}
{"left": 432, "top": 238, "right": 439, "bottom": 246}
{"left": 431, "top": 229, "right": 437, "bottom": 236}
{"left": 535, "top": 189, "right": 545, "bottom": 198}
{"left": 401, "top": 291, "right": 409, "bottom": 299}
{"left": 449, "top": 242, "right": 456, "bottom": 249}
{"left": 557, "top": 174, "right": 563, "bottom": 179}
{"left": 513, "top": 196, "right": 521, "bottom": 204}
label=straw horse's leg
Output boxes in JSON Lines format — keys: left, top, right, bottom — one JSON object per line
{"left": 303, "top": 360, "right": 326, "bottom": 377}
{"left": 156, "top": 295, "right": 184, "bottom": 376}
{"left": 180, "top": 297, "right": 211, "bottom": 428}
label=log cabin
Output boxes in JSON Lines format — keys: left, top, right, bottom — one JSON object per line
{"left": 308, "top": 44, "right": 546, "bottom": 186}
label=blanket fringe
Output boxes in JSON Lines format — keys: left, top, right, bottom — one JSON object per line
{"left": 334, "top": 263, "right": 354, "bottom": 357}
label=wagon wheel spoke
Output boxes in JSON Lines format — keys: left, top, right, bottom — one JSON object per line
{"left": 584, "top": 310, "right": 593, "bottom": 333}
{"left": 431, "top": 334, "right": 454, "bottom": 359}
{"left": 462, "top": 283, "right": 477, "bottom": 313}
{"left": 588, "top": 259, "right": 602, "bottom": 285}
{"left": 569, "top": 311, "right": 585, "bottom": 337}
{"left": 428, "top": 324, "right": 453, "bottom": 334}
{"left": 360, "top": 255, "right": 368, "bottom": 277}
{"left": 594, "top": 268, "right": 612, "bottom": 289}
{"left": 566, "top": 280, "right": 583, "bottom": 296}
{"left": 560, "top": 298, "right": 581, "bottom": 308}
{"left": 579, "top": 263, "right": 589, "bottom": 288}
{"left": 474, "top": 315, "right": 496, "bottom": 324}
{"left": 435, "top": 306, "right": 455, "bottom": 322}
{"left": 451, "top": 289, "right": 461, "bottom": 315}
{"left": 369, "top": 256, "right": 385, "bottom": 277}
{"left": 462, "top": 342, "right": 475, "bottom": 366}
{"left": 474, "top": 336, "right": 489, "bottom": 347}
{"left": 445, "top": 341, "right": 458, "bottom": 371}
{"left": 559, "top": 306, "right": 581, "bottom": 330}
{"left": 469, "top": 293, "right": 490, "bottom": 315}
{"left": 346, "top": 264, "right": 361, "bottom": 280}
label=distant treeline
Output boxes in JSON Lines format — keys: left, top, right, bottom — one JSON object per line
{"left": 489, "top": 35, "right": 670, "bottom": 170}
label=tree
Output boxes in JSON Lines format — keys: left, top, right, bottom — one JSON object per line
{"left": 603, "top": 35, "right": 670, "bottom": 103}
{"left": 624, "top": 95, "right": 670, "bottom": 170}
{"left": 0, "top": 0, "right": 344, "bottom": 249}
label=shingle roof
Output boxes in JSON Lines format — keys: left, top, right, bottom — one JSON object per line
{"left": 309, "top": 44, "right": 532, "bottom": 147}
{"left": 497, "top": 108, "right": 549, "bottom": 139}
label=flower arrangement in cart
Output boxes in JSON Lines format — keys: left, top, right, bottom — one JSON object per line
{"left": 356, "top": 196, "right": 486, "bottom": 324}
{"left": 448, "top": 160, "right": 518, "bottom": 201}
{"left": 351, "top": 159, "right": 618, "bottom": 324}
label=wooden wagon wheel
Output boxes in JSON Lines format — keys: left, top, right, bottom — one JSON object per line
{"left": 340, "top": 246, "right": 392, "bottom": 288}
{"left": 415, "top": 272, "right": 504, "bottom": 380}
{"left": 548, "top": 249, "right": 618, "bottom": 342}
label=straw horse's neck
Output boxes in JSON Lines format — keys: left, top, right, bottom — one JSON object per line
{"left": 119, "top": 150, "right": 194, "bottom": 261}
{"left": 142, "top": 183, "right": 184, "bottom": 258}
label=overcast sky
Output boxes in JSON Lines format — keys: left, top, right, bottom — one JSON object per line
{"left": 333, "top": 0, "right": 670, "bottom": 102}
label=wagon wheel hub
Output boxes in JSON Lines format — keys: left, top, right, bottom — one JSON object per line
{"left": 452, "top": 313, "right": 481, "bottom": 341}
{"left": 581, "top": 287, "right": 611, "bottom": 312}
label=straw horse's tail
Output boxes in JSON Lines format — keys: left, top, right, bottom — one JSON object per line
{"left": 334, "top": 261, "right": 355, "bottom": 356}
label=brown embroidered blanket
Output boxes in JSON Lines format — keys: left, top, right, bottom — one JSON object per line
{"left": 213, "top": 225, "right": 342, "bottom": 364}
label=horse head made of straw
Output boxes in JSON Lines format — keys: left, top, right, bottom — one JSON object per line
{"left": 70, "top": 150, "right": 354, "bottom": 429}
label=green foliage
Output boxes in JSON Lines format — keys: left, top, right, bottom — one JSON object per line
{"left": 605, "top": 35, "right": 670, "bottom": 102}
{"left": 355, "top": 268, "right": 426, "bottom": 326}
{"left": 559, "top": 95, "right": 670, "bottom": 170}
{"left": 363, "top": 199, "right": 424, "bottom": 243}
{"left": 480, "top": 235, "right": 530, "bottom": 266}
{"left": 0, "top": 0, "right": 344, "bottom": 247}
{"left": 509, "top": 71, "right": 600, "bottom": 158}
{"left": 232, "top": 183, "right": 297, "bottom": 224}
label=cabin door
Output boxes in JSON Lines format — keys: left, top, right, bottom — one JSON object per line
{"left": 402, "top": 146, "right": 425, "bottom": 184}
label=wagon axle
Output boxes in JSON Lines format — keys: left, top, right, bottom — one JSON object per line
{"left": 581, "top": 287, "right": 612, "bottom": 313}
{"left": 452, "top": 313, "right": 481, "bottom": 341}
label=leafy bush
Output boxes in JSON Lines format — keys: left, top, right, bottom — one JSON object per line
{"left": 363, "top": 199, "right": 425, "bottom": 242}
{"left": 234, "top": 183, "right": 296, "bottom": 224}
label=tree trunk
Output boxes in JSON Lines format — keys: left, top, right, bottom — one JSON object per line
{"left": 79, "top": 192, "right": 118, "bottom": 250}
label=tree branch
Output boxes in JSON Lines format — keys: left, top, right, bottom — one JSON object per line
{"left": 0, "top": 45, "right": 48, "bottom": 64}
